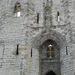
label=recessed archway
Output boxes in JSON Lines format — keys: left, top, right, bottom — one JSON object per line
{"left": 40, "top": 39, "right": 60, "bottom": 75}
{"left": 31, "top": 29, "right": 66, "bottom": 50}
{"left": 31, "top": 29, "right": 66, "bottom": 75}
{"left": 46, "top": 71, "right": 57, "bottom": 75}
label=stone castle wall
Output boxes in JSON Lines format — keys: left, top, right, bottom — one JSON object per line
{"left": 0, "top": 0, "right": 75, "bottom": 75}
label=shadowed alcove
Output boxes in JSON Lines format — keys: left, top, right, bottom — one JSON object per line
{"left": 31, "top": 29, "right": 66, "bottom": 75}
{"left": 39, "top": 39, "right": 60, "bottom": 75}
{"left": 46, "top": 71, "right": 57, "bottom": 75}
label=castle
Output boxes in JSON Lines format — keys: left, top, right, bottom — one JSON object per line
{"left": 0, "top": 0, "right": 75, "bottom": 75}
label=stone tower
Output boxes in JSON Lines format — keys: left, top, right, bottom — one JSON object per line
{"left": 0, "top": 0, "right": 75, "bottom": 75}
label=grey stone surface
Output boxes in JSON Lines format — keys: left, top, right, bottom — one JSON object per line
{"left": 0, "top": 0, "right": 75, "bottom": 75}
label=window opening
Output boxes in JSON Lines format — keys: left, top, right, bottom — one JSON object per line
{"left": 14, "top": 1, "right": 21, "bottom": 17}
{"left": 47, "top": 44, "right": 54, "bottom": 58}
{"left": 66, "top": 46, "right": 68, "bottom": 55}
{"left": 16, "top": 44, "right": 19, "bottom": 55}
{"left": 31, "top": 48, "right": 32, "bottom": 57}
{"left": 57, "top": 12, "right": 60, "bottom": 22}
{"left": 37, "top": 13, "right": 39, "bottom": 24}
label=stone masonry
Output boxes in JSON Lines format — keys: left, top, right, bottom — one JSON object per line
{"left": 0, "top": 0, "right": 75, "bottom": 75}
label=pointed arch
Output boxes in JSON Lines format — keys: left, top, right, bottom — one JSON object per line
{"left": 46, "top": 70, "right": 57, "bottom": 75}
{"left": 31, "top": 29, "right": 66, "bottom": 75}
{"left": 31, "top": 29, "right": 66, "bottom": 50}
{"left": 40, "top": 39, "right": 60, "bottom": 59}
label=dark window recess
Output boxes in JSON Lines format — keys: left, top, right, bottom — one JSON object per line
{"left": 57, "top": 12, "right": 59, "bottom": 16}
{"left": 31, "top": 48, "right": 32, "bottom": 57}
{"left": 57, "top": 12, "right": 60, "bottom": 21}
{"left": 47, "top": 45, "right": 54, "bottom": 58}
{"left": 16, "top": 44, "right": 19, "bottom": 55}
{"left": 37, "top": 13, "right": 39, "bottom": 24}
{"left": 14, "top": 1, "right": 21, "bottom": 13}
{"left": 66, "top": 46, "right": 68, "bottom": 55}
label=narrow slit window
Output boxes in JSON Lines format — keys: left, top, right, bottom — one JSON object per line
{"left": 57, "top": 12, "right": 59, "bottom": 16}
{"left": 66, "top": 46, "right": 68, "bottom": 55}
{"left": 31, "top": 48, "right": 32, "bottom": 57}
{"left": 57, "top": 12, "right": 60, "bottom": 22}
{"left": 16, "top": 44, "right": 19, "bottom": 55}
{"left": 37, "top": 13, "right": 39, "bottom": 24}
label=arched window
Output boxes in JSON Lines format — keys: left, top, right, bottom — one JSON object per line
{"left": 47, "top": 44, "right": 54, "bottom": 58}
{"left": 14, "top": 1, "right": 21, "bottom": 17}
